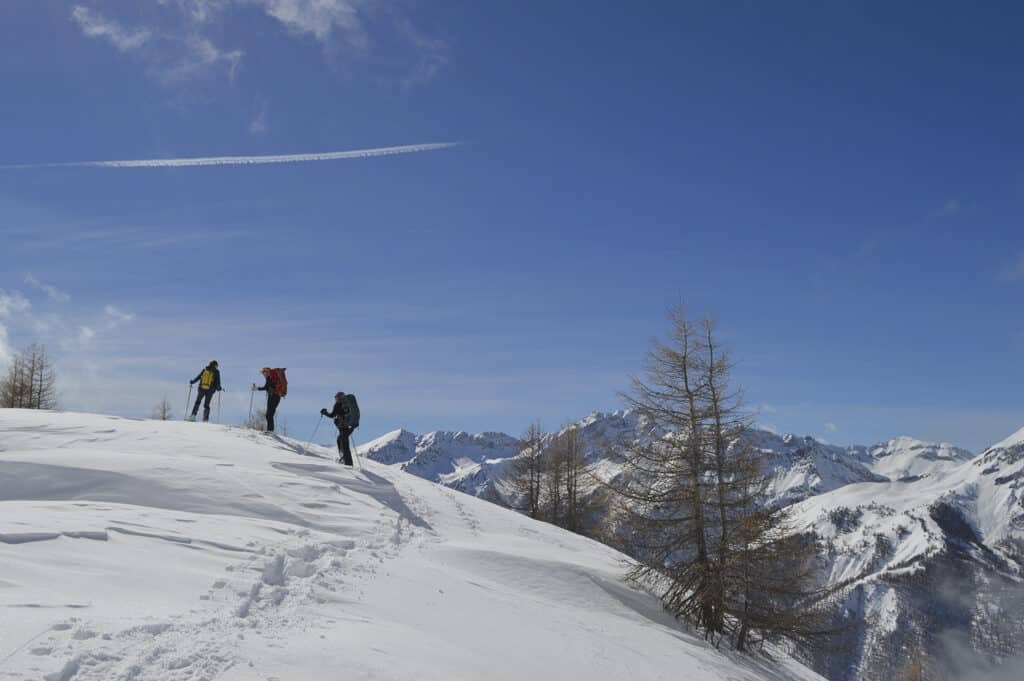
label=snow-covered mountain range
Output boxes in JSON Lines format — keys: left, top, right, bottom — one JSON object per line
{"left": 358, "top": 411, "right": 978, "bottom": 508}
{"left": 0, "top": 410, "right": 822, "bottom": 681}
{"left": 358, "top": 411, "right": 1024, "bottom": 681}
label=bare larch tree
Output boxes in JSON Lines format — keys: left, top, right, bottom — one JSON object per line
{"left": 152, "top": 396, "right": 174, "bottom": 420}
{"left": 508, "top": 421, "right": 546, "bottom": 519}
{"left": 0, "top": 343, "right": 58, "bottom": 409}
{"left": 609, "top": 303, "right": 830, "bottom": 652}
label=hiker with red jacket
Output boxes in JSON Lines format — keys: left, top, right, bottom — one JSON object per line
{"left": 253, "top": 367, "right": 286, "bottom": 432}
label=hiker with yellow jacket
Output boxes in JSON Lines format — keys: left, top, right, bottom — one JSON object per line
{"left": 188, "top": 361, "right": 223, "bottom": 422}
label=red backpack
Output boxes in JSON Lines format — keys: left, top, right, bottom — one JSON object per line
{"left": 268, "top": 368, "right": 288, "bottom": 396}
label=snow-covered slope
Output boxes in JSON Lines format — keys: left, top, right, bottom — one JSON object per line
{"left": 793, "top": 427, "right": 1023, "bottom": 589}
{"left": 360, "top": 428, "right": 521, "bottom": 496}
{"left": 746, "top": 431, "right": 884, "bottom": 505}
{"left": 0, "top": 410, "right": 822, "bottom": 681}
{"left": 789, "top": 428, "right": 1024, "bottom": 681}
{"left": 864, "top": 436, "right": 974, "bottom": 481}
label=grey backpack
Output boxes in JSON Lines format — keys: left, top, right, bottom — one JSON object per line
{"left": 342, "top": 393, "right": 360, "bottom": 428}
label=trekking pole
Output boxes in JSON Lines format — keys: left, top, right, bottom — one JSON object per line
{"left": 185, "top": 384, "right": 193, "bottom": 421}
{"left": 351, "top": 430, "right": 363, "bottom": 470}
{"left": 305, "top": 416, "right": 323, "bottom": 456}
{"left": 248, "top": 386, "right": 255, "bottom": 425}
{"left": 217, "top": 391, "right": 223, "bottom": 424}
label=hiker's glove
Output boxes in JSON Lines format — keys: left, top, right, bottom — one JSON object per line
{"left": 320, "top": 409, "right": 328, "bottom": 417}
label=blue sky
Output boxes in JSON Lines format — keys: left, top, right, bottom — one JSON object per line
{"left": 0, "top": 1, "right": 1021, "bottom": 451}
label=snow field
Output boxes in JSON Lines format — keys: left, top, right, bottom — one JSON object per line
{"left": 0, "top": 410, "right": 822, "bottom": 681}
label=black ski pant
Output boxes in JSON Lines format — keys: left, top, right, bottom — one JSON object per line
{"left": 266, "top": 393, "right": 281, "bottom": 432}
{"left": 192, "top": 388, "right": 215, "bottom": 421}
{"left": 336, "top": 422, "right": 354, "bottom": 466}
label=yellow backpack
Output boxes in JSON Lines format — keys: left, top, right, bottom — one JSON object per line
{"left": 200, "top": 369, "right": 215, "bottom": 390}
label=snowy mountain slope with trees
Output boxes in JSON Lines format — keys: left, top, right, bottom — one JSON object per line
{"left": 359, "top": 412, "right": 1024, "bottom": 680}
{"left": 0, "top": 409, "right": 823, "bottom": 681}
{"left": 360, "top": 411, "right": 973, "bottom": 510}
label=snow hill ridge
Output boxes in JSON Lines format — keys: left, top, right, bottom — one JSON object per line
{"left": 0, "top": 409, "right": 822, "bottom": 681}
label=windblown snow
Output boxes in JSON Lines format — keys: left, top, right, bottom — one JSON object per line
{"left": 0, "top": 410, "right": 822, "bottom": 681}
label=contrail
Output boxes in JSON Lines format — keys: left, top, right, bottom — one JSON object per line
{"left": 0, "top": 142, "right": 459, "bottom": 169}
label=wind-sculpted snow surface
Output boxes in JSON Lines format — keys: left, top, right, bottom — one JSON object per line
{"left": 0, "top": 410, "right": 823, "bottom": 681}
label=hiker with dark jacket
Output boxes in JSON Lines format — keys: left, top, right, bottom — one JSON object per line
{"left": 188, "top": 361, "right": 222, "bottom": 422}
{"left": 321, "top": 392, "right": 359, "bottom": 466}
{"left": 254, "top": 367, "right": 284, "bottom": 432}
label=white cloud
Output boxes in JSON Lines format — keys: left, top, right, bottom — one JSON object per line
{"left": 0, "top": 324, "right": 11, "bottom": 367}
{"left": 78, "top": 326, "right": 97, "bottom": 346}
{"left": 25, "top": 274, "right": 70, "bottom": 302}
{"left": 249, "top": 103, "right": 269, "bottom": 135}
{"left": 161, "top": 35, "right": 244, "bottom": 83}
{"left": 0, "top": 290, "right": 31, "bottom": 368}
{"left": 158, "top": 0, "right": 231, "bottom": 24}
{"left": 246, "top": 0, "right": 370, "bottom": 48}
{"left": 1000, "top": 252, "right": 1024, "bottom": 282}
{"left": 936, "top": 199, "right": 960, "bottom": 217}
{"left": 105, "top": 305, "right": 136, "bottom": 327}
{"left": 824, "top": 422, "right": 838, "bottom": 433}
{"left": 70, "top": 5, "right": 241, "bottom": 83}
{"left": 71, "top": 6, "right": 152, "bottom": 52}
{"left": 397, "top": 17, "right": 449, "bottom": 88}
{"left": 68, "top": 1, "right": 447, "bottom": 86}
{"left": 0, "top": 290, "right": 32, "bottom": 319}
{"left": 0, "top": 284, "right": 140, "bottom": 388}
